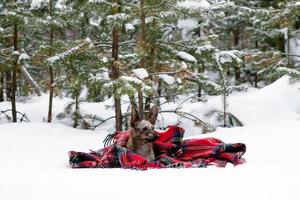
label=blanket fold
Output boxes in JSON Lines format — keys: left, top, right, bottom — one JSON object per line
{"left": 69, "top": 125, "right": 246, "bottom": 169}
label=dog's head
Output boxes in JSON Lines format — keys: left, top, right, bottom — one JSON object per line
{"left": 130, "top": 106, "right": 159, "bottom": 142}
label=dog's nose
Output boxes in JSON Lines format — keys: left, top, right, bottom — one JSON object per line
{"left": 147, "top": 133, "right": 159, "bottom": 142}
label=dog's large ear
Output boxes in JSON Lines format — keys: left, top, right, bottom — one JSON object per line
{"left": 147, "top": 106, "right": 159, "bottom": 125}
{"left": 130, "top": 106, "right": 141, "bottom": 127}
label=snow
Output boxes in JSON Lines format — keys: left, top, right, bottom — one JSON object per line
{"left": 84, "top": 37, "right": 92, "bottom": 43}
{"left": 107, "top": 13, "right": 128, "bottom": 21}
{"left": 89, "top": 0, "right": 105, "bottom": 2}
{"left": 176, "top": 78, "right": 182, "bottom": 84}
{"left": 18, "top": 53, "right": 30, "bottom": 62}
{"left": 30, "top": 0, "right": 49, "bottom": 10}
{"left": 89, "top": 70, "right": 109, "bottom": 81}
{"left": 120, "top": 75, "right": 143, "bottom": 85}
{"left": 159, "top": 11, "right": 176, "bottom": 18}
{"left": 89, "top": 16, "right": 102, "bottom": 27}
{"left": 46, "top": 39, "right": 92, "bottom": 64}
{"left": 101, "top": 57, "right": 108, "bottom": 63}
{"left": 180, "top": 61, "right": 188, "bottom": 69}
{"left": 12, "top": 51, "right": 20, "bottom": 56}
{"left": 289, "top": 37, "right": 300, "bottom": 64}
{"left": 195, "top": 44, "right": 216, "bottom": 54}
{"left": 55, "top": 0, "right": 66, "bottom": 10}
{"left": 0, "top": 94, "right": 69, "bottom": 123}
{"left": 46, "top": 47, "right": 80, "bottom": 64}
{"left": 125, "top": 23, "right": 135, "bottom": 31}
{"left": 132, "top": 68, "right": 149, "bottom": 79}
{"left": 1, "top": 76, "right": 300, "bottom": 200}
{"left": 280, "top": 27, "right": 289, "bottom": 55}
{"left": 216, "top": 50, "right": 243, "bottom": 65}
{"left": 177, "top": 51, "right": 197, "bottom": 63}
{"left": 177, "top": 0, "right": 210, "bottom": 10}
{"left": 159, "top": 74, "right": 175, "bottom": 85}
{"left": 279, "top": 27, "right": 289, "bottom": 40}
{"left": 177, "top": 19, "right": 198, "bottom": 40}
{"left": 276, "top": 67, "right": 300, "bottom": 77}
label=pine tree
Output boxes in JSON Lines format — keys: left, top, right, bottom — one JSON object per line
{"left": 46, "top": 37, "right": 96, "bottom": 127}
{"left": 0, "top": 0, "right": 33, "bottom": 122}
{"left": 30, "top": 0, "right": 73, "bottom": 122}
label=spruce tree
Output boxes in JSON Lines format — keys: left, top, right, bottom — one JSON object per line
{"left": 0, "top": 0, "right": 32, "bottom": 121}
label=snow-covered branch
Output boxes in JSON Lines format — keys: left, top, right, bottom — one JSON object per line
{"left": 46, "top": 38, "right": 93, "bottom": 65}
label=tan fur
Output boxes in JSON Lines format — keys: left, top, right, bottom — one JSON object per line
{"left": 127, "top": 128, "right": 156, "bottom": 162}
{"left": 126, "top": 106, "right": 159, "bottom": 162}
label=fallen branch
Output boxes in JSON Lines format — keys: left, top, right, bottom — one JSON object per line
{"left": 19, "top": 64, "right": 41, "bottom": 96}
{"left": 0, "top": 109, "right": 30, "bottom": 122}
{"left": 91, "top": 115, "right": 117, "bottom": 130}
{"left": 143, "top": 90, "right": 198, "bottom": 99}
{"left": 91, "top": 109, "right": 215, "bottom": 133}
{"left": 159, "top": 110, "right": 215, "bottom": 133}
{"left": 175, "top": 94, "right": 198, "bottom": 111}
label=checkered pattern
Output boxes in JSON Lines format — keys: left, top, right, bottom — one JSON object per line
{"left": 69, "top": 125, "right": 246, "bottom": 169}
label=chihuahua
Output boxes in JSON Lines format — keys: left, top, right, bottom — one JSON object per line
{"left": 126, "top": 106, "right": 159, "bottom": 162}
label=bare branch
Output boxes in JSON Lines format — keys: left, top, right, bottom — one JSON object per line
{"left": 0, "top": 109, "right": 30, "bottom": 122}
{"left": 19, "top": 64, "right": 41, "bottom": 96}
{"left": 91, "top": 109, "right": 215, "bottom": 133}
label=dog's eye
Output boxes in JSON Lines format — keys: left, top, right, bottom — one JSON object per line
{"left": 142, "top": 127, "right": 148, "bottom": 132}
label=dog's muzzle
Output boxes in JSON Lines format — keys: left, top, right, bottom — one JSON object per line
{"left": 146, "top": 133, "right": 159, "bottom": 142}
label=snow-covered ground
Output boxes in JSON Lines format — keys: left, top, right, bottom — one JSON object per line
{"left": 0, "top": 76, "right": 300, "bottom": 200}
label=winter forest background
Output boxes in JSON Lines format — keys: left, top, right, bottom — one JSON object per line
{"left": 1, "top": 1, "right": 300, "bottom": 200}
{"left": 0, "top": 0, "right": 300, "bottom": 130}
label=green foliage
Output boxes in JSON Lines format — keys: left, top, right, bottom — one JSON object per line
{"left": 1, "top": 0, "right": 299, "bottom": 129}
{"left": 204, "top": 109, "right": 243, "bottom": 128}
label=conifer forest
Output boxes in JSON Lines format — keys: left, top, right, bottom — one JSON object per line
{"left": 0, "top": 0, "right": 300, "bottom": 130}
{"left": 1, "top": 1, "right": 300, "bottom": 200}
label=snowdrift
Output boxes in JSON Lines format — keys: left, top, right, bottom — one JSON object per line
{"left": 0, "top": 76, "right": 300, "bottom": 200}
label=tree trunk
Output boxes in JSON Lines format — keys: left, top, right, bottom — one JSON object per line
{"left": 138, "top": 87, "right": 143, "bottom": 117}
{"left": 81, "top": 16, "right": 86, "bottom": 39}
{"left": 114, "top": 96, "right": 122, "bottom": 131}
{"left": 47, "top": 67, "right": 54, "bottom": 122}
{"left": 233, "top": 28, "right": 241, "bottom": 81}
{"left": 139, "top": 0, "right": 146, "bottom": 68}
{"left": 11, "top": 20, "right": 18, "bottom": 122}
{"left": 223, "top": 90, "right": 227, "bottom": 128}
{"left": 233, "top": 28, "right": 240, "bottom": 48}
{"left": 73, "top": 93, "right": 80, "bottom": 128}
{"left": 112, "top": 30, "right": 120, "bottom": 77}
{"left": 18, "top": 73, "right": 22, "bottom": 97}
{"left": 286, "top": 28, "right": 292, "bottom": 68}
{"left": 255, "top": 40, "right": 258, "bottom": 49}
{"left": 47, "top": 0, "right": 54, "bottom": 123}
{"left": 6, "top": 72, "right": 12, "bottom": 100}
{"left": 234, "top": 67, "right": 241, "bottom": 81}
{"left": 145, "top": 96, "right": 151, "bottom": 113}
{"left": 0, "top": 73, "right": 4, "bottom": 102}
{"left": 197, "top": 82, "right": 202, "bottom": 102}
{"left": 111, "top": 1, "right": 122, "bottom": 131}
{"left": 136, "top": 0, "right": 147, "bottom": 116}
{"left": 148, "top": 18, "right": 157, "bottom": 69}
{"left": 254, "top": 73, "right": 258, "bottom": 88}
{"left": 156, "top": 78, "right": 162, "bottom": 106}
{"left": 223, "top": 94, "right": 227, "bottom": 127}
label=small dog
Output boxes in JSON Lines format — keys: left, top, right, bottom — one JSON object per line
{"left": 126, "top": 106, "right": 159, "bottom": 162}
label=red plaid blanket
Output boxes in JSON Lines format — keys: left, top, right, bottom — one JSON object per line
{"left": 68, "top": 125, "right": 246, "bottom": 169}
